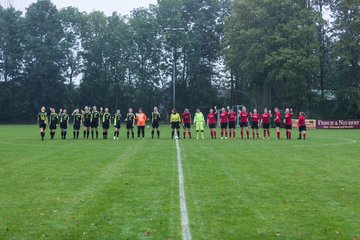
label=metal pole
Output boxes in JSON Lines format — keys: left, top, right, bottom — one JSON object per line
{"left": 173, "top": 47, "right": 176, "bottom": 109}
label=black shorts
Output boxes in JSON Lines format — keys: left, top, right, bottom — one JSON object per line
{"left": 73, "top": 122, "right": 80, "bottom": 130}
{"left": 91, "top": 121, "right": 99, "bottom": 128}
{"left": 209, "top": 123, "right": 216, "bottom": 129}
{"left": 115, "top": 122, "right": 121, "bottom": 129}
{"left": 152, "top": 121, "right": 159, "bottom": 129}
{"left": 286, "top": 124, "right": 292, "bottom": 130}
{"left": 240, "top": 122, "right": 248, "bottom": 128}
{"left": 83, "top": 121, "right": 91, "bottom": 128}
{"left": 299, "top": 126, "right": 306, "bottom": 132}
{"left": 220, "top": 123, "right": 228, "bottom": 129}
{"left": 126, "top": 121, "right": 134, "bottom": 129}
{"left": 172, "top": 122, "right": 180, "bottom": 129}
{"left": 60, "top": 122, "right": 68, "bottom": 129}
{"left": 39, "top": 122, "right": 47, "bottom": 130}
{"left": 263, "top": 123, "right": 270, "bottom": 129}
{"left": 275, "top": 122, "right": 281, "bottom": 128}
{"left": 251, "top": 122, "right": 259, "bottom": 129}
{"left": 102, "top": 122, "right": 109, "bottom": 129}
{"left": 50, "top": 122, "right": 57, "bottom": 130}
{"left": 183, "top": 123, "right": 191, "bottom": 129}
{"left": 228, "top": 121, "right": 236, "bottom": 129}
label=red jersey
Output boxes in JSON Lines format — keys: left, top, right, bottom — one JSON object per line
{"left": 298, "top": 115, "right": 306, "bottom": 126}
{"left": 239, "top": 111, "right": 249, "bottom": 123}
{"left": 182, "top": 112, "right": 191, "bottom": 124}
{"left": 261, "top": 113, "right": 270, "bottom": 124}
{"left": 285, "top": 113, "right": 293, "bottom": 125}
{"left": 228, "top": 112, "right": 237, "bottom": 122}
{"left": 275, "top": 111, "right": 281, "bottom": 123}
{"left": 220, "top": 111, "right": 228, "bottom": 123}
{"left": 207, "top": 113, "right": 217, "bottom": 125}
{"left": 251, "top": 113, "right": 260, "bottom": 123}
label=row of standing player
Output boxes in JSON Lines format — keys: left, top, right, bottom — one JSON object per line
{"left": 37, "top": 105, "right": 307, "bottom": 140}
{"left": 168, "top": 106, "right": 307, "bottom": 140}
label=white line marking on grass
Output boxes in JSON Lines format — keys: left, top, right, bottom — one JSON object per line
{"left": 176, "top": 139, "right": 192, "bottom": 240}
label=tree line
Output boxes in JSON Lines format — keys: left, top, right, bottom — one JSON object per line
{"left": 0, "top": 0, "right": 358, "bottom": 123}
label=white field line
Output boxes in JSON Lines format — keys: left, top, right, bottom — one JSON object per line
{"left": 176, "top": 139, "right": 192, "bottom": 240}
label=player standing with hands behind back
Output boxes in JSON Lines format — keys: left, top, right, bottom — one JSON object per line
{"left": 37, "top": 106, "right": 48, "bottom": 140}
{"left": 59, "top": 109, "right": 69, "bottom": 140}
{"left": 207, "top": 106, "right": 217, "bottom": 139}
{"left": 250, "top": 109, "right": 260, "bottom": 139}
{"left": 170, "top": 109, "right": 181, "bottom": 139}
{"left": 274, "top": 107, "right": 281, "bottom": 140}
{"left": 151, "top": 107, "right": 161, "bottom": 139}
{"left": 239, "top": 106, "right": 250, "bottom": 139}
{"left": 49, "top": 108, "right": 58, "bottom": 140}
{"left": 194, "top": 108, "right": 205, "bottom": 140}
{"left": 125, "top": 108, "right": 135, "bottom": 139}
{"left": 136, "top": 108, "right": 147, "bottom": 139}
{"left": 284, "top": 108, "right": 293, "bottom": 139}
{"left": 182, "top": 109, "right": 192, "bottom": 139}
{"left": 101, "top": 107, "right": 111, "bottom": 139}
{"left": 297, "top": 112, "right": 307, "bottom": 140}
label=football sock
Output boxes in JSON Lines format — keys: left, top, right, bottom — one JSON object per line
{"left": 252, "top": 132, "right": 255, "bottom": 139}
{"left": 73, "top": 131, "right": 76, "bottom": 139}
{"left": 86, "top": 130, "right": 90, "bottom": 138}
{"left": 114, "top": 131, "right": 117, "bottom": 137}
{"left": 221, "top": 131, "right": 223, "bottom": 137}
{"left": 210, "top": 131, "right": 213, "bottom": 139}
{"left": 188, "top": 132, "right": 192, "bottom": 139}
{"left": 214, "top": 130, "right": 216, "bottom": 138}
{"left": 241, "top": 131, "right": 243, "bottom": 139}
{"left": 246, "top": 131, "right": 249, "bottom": 138}
{"left": 201, "top": 132, "right": 204, "bottom": 139}
{"left": 96, "top": 131, "right": 98, "bottom": 139}
{"left": 127, "top": 132, "right": 130, "bottom": 139}
{"left": 299, "top": 133, "right": 301, "bottom": 139}
{"left": 64, "top": 131, "right": 67, "bottom": 139}
{"left": 131, "top": 132, "right": 134, "bottom": 139}
{"left": 91, "top": 130, "right": 94, "bottom": 139}
{"left": 83, "top": 131, "right": 86, "bottom": 138}
{"left": 303, "top": 133, "right": 306, "bottom": 140}
{"left": 172, "top": 131, "right": 174, "bottom": 139}
{"left": 152, "top": 130, "right": 154, "bottom": 139}
{"left": 196, "top": 131, "right": 199, "bottom": 139}
{"left": 229, "top": 132, "right": 232, "bottom": 138}
{"left": 289, "top": 132, "right": 291, "bottom": 139}
{"left": 233, "top": 131, "right": 236, "bottom": 138}
{"left": 157, "top": 130, "right": 160, "bottom": 138}
{"left": 183, "top": 132, "right": 186, "bottom": 138}
{"left": 76, "top": 131, "right": 79, "bottom": 139}
{"left": 257, "top": 132, "right": 259, "bottom": 138}
{"left": 117, "top": 131, "right": 119, "bottom": 138}
{"left": 61, "top": 132, "right": 64, "bottom": 139}
{"left": 177, "top": 131, "right": 180, "bottom": 138}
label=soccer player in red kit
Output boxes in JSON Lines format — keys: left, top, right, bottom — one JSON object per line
{"left": 284, "top": 108, "right": 293, "bottom": 139}
{"left": 207, "top": 106, "right": 218, "bottom": 139}
{"left": 239, "top": 106, "right": 249, "bottom": 139}
{"left": 250, "top": 109, "right": 260, "bottom": 139}
{"left": 260, "top": 108, "right": 272, "bottom": 139}
{"left": 228, "top": 107, "right": 237, "bottom": 139}
{"left": 274, "top": 107, "right": 281, "bottom": 140}
{"left": 182, "top": 109, "right": 192, "bottom": 139}
{"left": 219, "top": 107, "right": 228, "bottom": 139}
{"left": 297, "top": 112, "right": 307, "bottom": 140}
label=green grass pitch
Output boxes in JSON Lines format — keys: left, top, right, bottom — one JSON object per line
{"left": 0, "top": 125, "right": 359, "bottom": 239}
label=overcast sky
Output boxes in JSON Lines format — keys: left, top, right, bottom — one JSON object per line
{"left": 0, "top": 0, "right": 158, "bottom": 15}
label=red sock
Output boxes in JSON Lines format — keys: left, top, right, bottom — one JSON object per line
{"left": 267, "top": 130, "right": 270, "bottom": 138}
{"left": 225, "top": 131, "right": 228, "bottom": 137}
{"left": 210, "top": 131, "right": 213, "bottom": 138}
{"left": 264, "top": 130, "right": 266, "bottom": 138}
{"left": 303, "top": 133, "right": 306, "bottom": 140}
{"left": 252, "top": 132, "right": 255, "bottom": 139}
{"left": 257, "top": 132, "right": 259, "bottom": 138}
{"left": 289, "top": 132, "right": 291, "bottom": 139}
{"left": 241, "top": 131, "right": 243, "bottom": 139}
{"left": 299, "top": 133, "right": 301, "bottom": 139}
{"left": 188, "top": 131, "right": 192, "bottom": 139}
{"left": 183, "top": 132, "right": 186, "bottom": 138}
{"left": 233, "top": 131, "right": 236, "bottom": 138}
{"left": 214, "top": 130, "right": 216, "bottom": 138}
{"left": 221, "top": 131, "right": 223, "bottom": 137}
{"left": 277, "top": 131, "right": 280, "bottom": 139}
{"left": 246, "top": 131, "right": 249, "bottom": 138}
{"left": 229, "top": 132, "right": 232, "bottom": 138}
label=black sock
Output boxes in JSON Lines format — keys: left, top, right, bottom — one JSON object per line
{"left": 117, "top": 131, "right": 119, "bottom": 138}
{"left": 83, "top": 131, "right": 86, "bottom": 138}
{"left": 86, "top": 130, "right": 90, "bottom": 138}
{"left": 73, "top": 131, "right": 76, "bottom": 139}
{"left": 157, "top": 130, "right": 160, "bottom": 138}
{"left": 152, "top": 130, "right": 154, "bottom": 138}
{"left": 114, "top": 131, "right": 117, "bottom": 137}
{"left": 77, "top": 131, "right": 79, "bottom": 139}
{"left": 61, "top": 132, "right": 63, "bottom": 139}
{"left": 172, "top": 131, "right": 174, "bottom": 138}
{"left": 41, "top": 132, "right": 45, "bottom": 140}
{"left": 64, "top": 131, "right": 67, "bottom": 139}
{"left": 91, "top": 130, "right": 94, "bottom": 139}
{"left": 96, "top": 131, "right": 98, "bottom": 139}
{"left": 132, "top": 132, "right": 134, "bottom": 139}
{"left": 177, "top": 131, "right": 180, "bottom": 138}
{"left": 127, "top": 132, "right": 129, "bottom": 139}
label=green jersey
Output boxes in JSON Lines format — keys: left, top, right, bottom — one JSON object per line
{"left": 114, "top": 113, "right": 122, "bottom": 125}
{"left": 102, "top": 112, "right": 111, "bottom": 123}
{"left": 91, "top": 111, "right": 100, "bottom": 122}
{"left": 73, "top": 112, "right": 82, "bottom": 124}
{"left": 83, "top": 112, "right": 91, "bottom": 122}
{"left": 126, "top": 113, "right": 135, "bottom": 122}
{"left": 152, "top": 112, "right": 161, "bottom": 123}
{"left": 194, "top": 112, "right": 205, "bottom": 124}
{"left": 60, "top": 113, "right": 69, "bottom": 124}
{"left": 49, "top": 112, "right": 58, "bottom": 124}
{"left": 38, "top": 112, "right": 47, "bottom": 123}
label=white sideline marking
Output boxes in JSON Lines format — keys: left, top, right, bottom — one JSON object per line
{"left": 176, "top": 139, "right": 192, "bottom": 240}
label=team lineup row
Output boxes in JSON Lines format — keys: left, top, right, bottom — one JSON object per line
{"left": 37, "top": 105, "right": 308, "bottom": 141}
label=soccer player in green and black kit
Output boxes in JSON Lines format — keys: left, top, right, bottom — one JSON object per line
{"left": 82, "top": 106, "right": 91, "bottom": 139}
{"left": 49, "top": 108, "right": 58, "bottom": 140}
{"left": 151, "top": 106, "right": 161, "bottom": 139}
{"left": 72, "top": 109, "right": 82, "bottom": 139}
{"left": 59, "top": 109, "right": 69, "bottom": 140}
{"left": 125, "top": 108, "right": 135, "bottom": 139}
{"left": 91, "top": 106, "right": 100, "bottom": 139}
{"left": 113, "top": 109, "right": 122, "bottom": 140}
{"left": 37, "top": 106, "right": 48, "bottom": 140}
{"left": 101, "top": 108, "right": 111, "bottom": 139}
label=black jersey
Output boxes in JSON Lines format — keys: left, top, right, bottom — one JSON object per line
{"left": 102, "top": 112, "right": 111, "bottom": 123}
{"left": 49, "top": 112, "right": 58, "bottom": 124}
{"left": 73, "top": 112, "right": 82, "bottom": 124}
{"left": 83, "top": 112, "right": 91, "bottom": 122}
{"left": 151, "top": 112, "right": 161, "bottom": 123}
{"left": 91, "top": 111, "right": 100, "bottom": 122}
{"left": 38, "top": 112, "right": 47, "bottom": 123}
{"left": 114, "top": 113, "right": 122, "bottom": 124}
{"left": 126, "top": 113, "right": 135, "bottom": 122}
{"left": 60, "top": 113, "right": 69, "bottom": 123}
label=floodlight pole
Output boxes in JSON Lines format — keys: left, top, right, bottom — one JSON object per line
{"left": 164, "top": 28, "right": 185, "bottom": 109}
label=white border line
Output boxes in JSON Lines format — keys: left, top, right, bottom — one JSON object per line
{"left": 176, "top": 139, "right": 192, "bottom": 240}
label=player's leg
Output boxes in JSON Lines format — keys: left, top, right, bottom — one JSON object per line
{"left": 91, "top": 126, "right": 94, "bottom": 139}
{"left": 187, "top": 125, "right": 192, "bottom": 139}
{"left": 157, "top": 127, "right": 160, "bottom": 139}
{"left": 276, "top": 124, "right": 280, "bottom": 140}
{"left": 142, "top": 126, "right": 145, "bottom": 139}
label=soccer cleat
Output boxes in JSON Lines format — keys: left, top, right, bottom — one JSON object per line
{"left": 225, "top": 137, "right": 228, "bottom": 139}
{"left": 221, "top": 137, "right": 223, "bottom": 139}
{"left": 113, "top": 136, "right": 116, "bottom": 140}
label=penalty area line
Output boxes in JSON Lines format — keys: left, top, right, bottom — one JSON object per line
{"left": 176, "top": 139, "right": 192, "bottom": 240}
